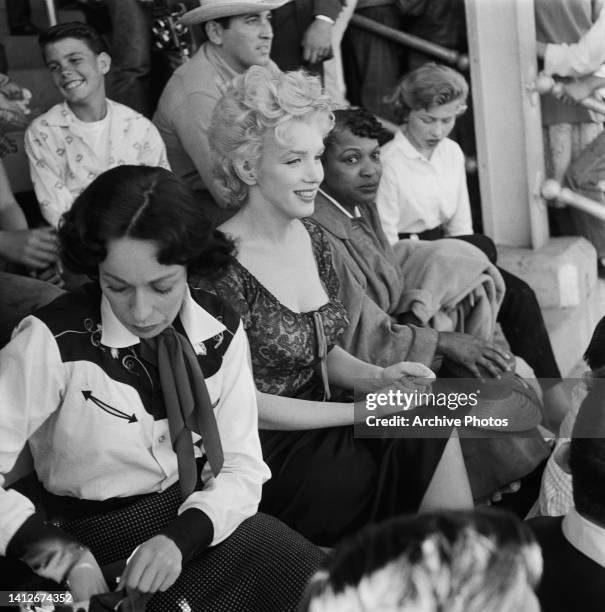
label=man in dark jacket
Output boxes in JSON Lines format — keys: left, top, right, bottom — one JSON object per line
{"left": 527, "top": 384, "right": 605, "bottom": 612}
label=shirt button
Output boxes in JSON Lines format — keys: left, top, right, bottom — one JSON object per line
{"left": 158, "top": 435, "right": 166, "bottom": 443}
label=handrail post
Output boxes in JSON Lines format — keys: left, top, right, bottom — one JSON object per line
{"left": 349, "top": 14, "right": 469, "bottom": 71}
{"left": 542, "top": 179, "right": 605, "bottom": 222}
{"left": 465, "top": 0, "right": 548, "bottom": 248}
{"left": 44, "top": 0, "right": 58, "bottom": 26}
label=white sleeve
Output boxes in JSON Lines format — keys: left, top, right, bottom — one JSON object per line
{"left": 376, "top": 162, "right": 403, "bottom": 245}
{"left": 0, "top": 317, "right": 65, "bottom": 554}
{"left": 444, "top": 147, "right": 474, "bottom": 236}
{"left": 24, "top": 124, "right": 74, "bottom": 228}
{"left": 544, "top": 5, "right": 605, "bottom": 77}
{"left": 178, "top": 322, "right": 270, "bottom": 545}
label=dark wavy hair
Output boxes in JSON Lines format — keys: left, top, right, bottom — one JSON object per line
{"left": 39, "top": 21, "right": 109, "bottom": 58}
{"left": 569, "top": 383, "right": 605, "bottom": 524}
{"left": 58, "top": 166, "right": 235, "bottom": 279}
{"left": 584, "top": 315, "right": 605, "bottom": 370}
{"left": 324, "top": 108, "right": 394, "bottom": 149}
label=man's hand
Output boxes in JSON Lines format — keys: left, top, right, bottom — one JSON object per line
{"left": 302, "top": 18, "right": 333, "bottom": 65}
{"left": 0, "top": 227, "right": 58, "bottom": 270}
{"left": 437, "top": 331, "right": 512, "bottom": 379}
{"left": 65, "top": 549, "right": 109, "bottom": 603}
{"left": 119, "top": 535, "right": 182, "bottom": 595}
{"left": 555, "top": 76, "right": 605, "bottom": 105}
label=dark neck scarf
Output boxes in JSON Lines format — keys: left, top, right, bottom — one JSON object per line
{"left": 140, "top": 326, "right": 224, "bottom": 498}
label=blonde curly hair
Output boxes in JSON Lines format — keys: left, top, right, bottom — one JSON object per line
{"left": 208, "top": 66, "right": 334, "bottom": 209}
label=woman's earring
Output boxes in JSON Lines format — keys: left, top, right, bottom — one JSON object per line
{"left": 240, "top": 161, "right": 256, "bottom": 185}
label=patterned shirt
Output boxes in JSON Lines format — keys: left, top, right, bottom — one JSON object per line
{"left": 25, "top": 100, "right": 170, "bottom": 227}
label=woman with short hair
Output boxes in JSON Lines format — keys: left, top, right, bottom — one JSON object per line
{"left": 376, "top": 62, "right": 568, "bottom": 431}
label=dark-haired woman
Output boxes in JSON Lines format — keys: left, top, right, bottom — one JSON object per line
{"left": 0, "top": 165, "right": 323, "bottom": 611}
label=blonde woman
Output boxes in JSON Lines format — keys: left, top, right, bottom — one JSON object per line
{"left": 205, "top": 66, "right": 472, "bottom": 547}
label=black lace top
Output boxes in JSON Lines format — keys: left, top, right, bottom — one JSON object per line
{"left": 211, "top": 220, "right": 349, "bottom": 397}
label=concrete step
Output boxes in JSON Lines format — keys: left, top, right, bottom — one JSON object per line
{"left": 542, "top": 277, "right": 605, "bottom": 377}
{"left": 498, "top": 237, "right": 604, "bottom": 377}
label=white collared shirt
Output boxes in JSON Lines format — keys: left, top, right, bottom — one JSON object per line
{"left": 563, "top": 508, "right": 605, "bottom": 568}
{"left": 0, "top": 287, "right": 269, "bottom": 554}
{"left": 376, "top": 130, "right": 473, "bottom": 244}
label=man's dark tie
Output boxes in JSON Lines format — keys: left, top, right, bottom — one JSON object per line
{"left": 139, "top": 327, "right": 224, "bottom": 498}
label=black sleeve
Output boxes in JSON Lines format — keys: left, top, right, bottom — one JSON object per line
{"left": 7, "top": 512, "right": 87, "bottom": 584}
{"left": 160, "top": 508, "right": 214, "bottom": 563}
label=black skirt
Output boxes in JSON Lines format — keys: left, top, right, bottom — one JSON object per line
{"left": 260, "top": 425, "right": 448, "bottom": 547}
{"left": 3, "top": 479, "right": 325, "bottom": 612}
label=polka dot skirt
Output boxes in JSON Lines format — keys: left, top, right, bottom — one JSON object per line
{"left": 60, "top": 483, "right": 325, "bottom": 611}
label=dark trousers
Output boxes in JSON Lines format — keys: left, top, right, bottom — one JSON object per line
{"left": 342, "top": 5, "right": 404, "bottom": 123}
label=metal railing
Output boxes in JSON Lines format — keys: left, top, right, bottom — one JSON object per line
{"left": 534, "top": 74, "right": 605, "bottom": 116}
{"left": 44, "top": 0, "right": 58, "bottom": 26}
{"left": 542, "top": 179, "right": 605, "bottom": 222}
{"left": 349, "top": 14, "right": 469, "bottom": 72}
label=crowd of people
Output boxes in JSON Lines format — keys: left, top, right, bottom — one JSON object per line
{"left": 1, "top": 0, "right": 605, "bottom": 610}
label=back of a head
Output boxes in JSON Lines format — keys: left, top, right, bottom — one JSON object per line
{"left": 569, "top": 386, "right": 605, "bottom": 524}
{"left": 39, "top": 21, "right": 109, "bottom": 58}
{"left": 584, "top": 315, "right": 605, "bottom": 371}
{"left": 303, "top": 509, "right": 541, "bottom": 612}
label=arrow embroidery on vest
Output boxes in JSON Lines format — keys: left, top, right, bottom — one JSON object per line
{"left": 82, "top": 390, "right": 138, "bottom": 423}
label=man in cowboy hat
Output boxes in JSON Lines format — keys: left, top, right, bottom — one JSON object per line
{"left": 153, "top": 0, "right": 288, "bottom": 222}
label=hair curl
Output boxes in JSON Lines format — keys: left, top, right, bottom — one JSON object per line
{"left": 387, "top": 62, "right": 469, "bottom": 123}
{"left": 39, "top": 22, "right": 109, "bottom": 58}
{"left": 58, "top": 165, "right": 235, "bottom": 279}
{"left": 303, "top": 509, "right": 542, "bottom": 612}
{"left": 208, "top": 66, "right": 334, "bottom": 209}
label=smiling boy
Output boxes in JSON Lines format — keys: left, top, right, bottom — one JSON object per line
{"left": 24, "top": 23, "right": 169, "bottom": 228}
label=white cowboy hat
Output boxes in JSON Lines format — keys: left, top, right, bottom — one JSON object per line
{"left": 180, "top": 0, "right": 290, "bottom": 26}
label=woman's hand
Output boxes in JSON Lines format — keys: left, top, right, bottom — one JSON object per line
{"left": 380, "top": 361, "right": 436, "bottom": 390}
{"left": 437, "top": 331, "right": 512, "bottom": 379}
{"left": 119, "top": 535, "right": 182, "bottom": 595}
{"left": 65, "top": 549, "right": 108, "bottom": 603}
